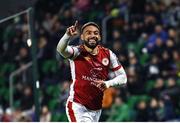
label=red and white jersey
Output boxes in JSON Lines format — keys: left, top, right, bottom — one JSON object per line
{"left": 68, "top": 45, "right": 121, "bottom": 110}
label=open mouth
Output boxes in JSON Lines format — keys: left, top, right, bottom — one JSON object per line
{"left": 89, "top": 39, "right": 96, "bottom": 43}
{"left": 85, "top": 38, "right": 99, "bottom": 49}
{"left": 88, "top": 38, "right": 98, "bottom": 44}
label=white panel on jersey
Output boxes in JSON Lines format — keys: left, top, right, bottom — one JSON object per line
{"left": 68, "top": 60, "right": 76, "bottom": 101}
{"left": 109, "top": 50, "right": 121, "bottom": 69}
{"left": 69, "top": 46, "right": 80, "bottom": 60}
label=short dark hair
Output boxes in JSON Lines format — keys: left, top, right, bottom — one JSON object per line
{"left": 81, "top": 22, "right": 100, "bottom": 33}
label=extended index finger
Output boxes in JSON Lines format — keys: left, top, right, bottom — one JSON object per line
{"left": 74, "top": 20, "right": 78, "bottom": 29}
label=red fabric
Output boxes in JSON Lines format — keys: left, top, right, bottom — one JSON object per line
{"left": 72, "top": 45, "right": 110, "bottom": 110}
{"left": 111, "top": 65, "right": 121, "bottom": 71}
{"left": 67, "top": 101, "right": 76, "bottom": 122}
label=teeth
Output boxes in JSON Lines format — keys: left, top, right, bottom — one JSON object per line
{"left": 89, "top": 39, "right": 96, "bottom": 42}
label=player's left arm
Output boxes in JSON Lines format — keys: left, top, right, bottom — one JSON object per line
{"left": 93, "top": 50, "right": 127, "bottom": 91}
{"left": 104, "top": 50, "right": 127, "bottom": 88}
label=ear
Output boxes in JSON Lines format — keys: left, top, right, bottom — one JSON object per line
{"left": 80, "top": 34, "right": 84, "bottom": 40}
{"left": 98, "top": 35, "right": 101, "bottom": 41}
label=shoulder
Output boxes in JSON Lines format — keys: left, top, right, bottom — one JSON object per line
{"left": 71, "top": 44, "right": 83, "bottom": 52}
{"left": 67, "top": 45, "right": 83, "bottom": 60}
{"left": 98, "top": 45, "right": 111, "bottom": 56}
{"left": 98, "top": 45, "right": 110, "bottom": 52}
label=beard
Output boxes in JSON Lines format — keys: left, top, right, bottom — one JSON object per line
{"left": 83, "top": 37, "right": 99, "bottom": 49}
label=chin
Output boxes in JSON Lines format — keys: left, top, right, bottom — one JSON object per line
{"left": 89, "top": 44, "right": 97, "bottom": 49}
{"left": 84, "top": 40, "right": 99, "bottom": 49}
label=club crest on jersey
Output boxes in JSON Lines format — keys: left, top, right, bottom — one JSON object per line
{"left": 102, "top": 58, "right": 109, "bottom": 66}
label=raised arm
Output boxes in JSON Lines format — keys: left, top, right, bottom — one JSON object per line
{"left": 57, "top": 21, "right": 79, "bottom": 59}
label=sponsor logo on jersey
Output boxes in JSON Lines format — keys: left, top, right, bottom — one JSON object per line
{"left": 82, "top": 75, "right": 105, "bottom": 82}
{"left": 82, "top": 75, "right": 100, "bottom": 81}
{"left": 90, "top": 67, "right": 103, "bottom": 77}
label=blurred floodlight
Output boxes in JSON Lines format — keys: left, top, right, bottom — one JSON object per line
{"left": 142, "top": 47, "right": 148, "bottom": 54}
{"left": 36, "top": 80, "right": 40, "bottom": 89}
{"left": 27, "top": 38, "right": 32, "bottom": 47}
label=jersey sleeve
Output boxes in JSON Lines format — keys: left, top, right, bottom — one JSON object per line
{"left": 104, "top": 50, "right": 127, "bottom": 88}
{"left": 57, "top": 33, "right": 80, "bottom": 59}
{"left": 109, "top": 50, "right": 122, "bottom": 71}
{"left": 67, "top": 46, "right": 80, "bottom": 60}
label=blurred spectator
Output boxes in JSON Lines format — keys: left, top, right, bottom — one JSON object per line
{"left": 148, "top": 98, "right": 159, "bottom": 121}
{"left": 12, "top": 108, "right": 22, "bottom": 122}
{"left": 42, "top": 13, "right": 54, "bottom": 33}
{"left": 40, "top": 105, "right": 51, "bottom": 122}
{"left": 17, "top": 115, "right": 32, "bottom": 122}
{"left": 37, "top": 36, "right": 49, "bottom": 59}
{"left": 11, "top": 107, "right": 33, "bottom": 122}
{"left": 107, "top": 96, "right": 131, "bottom": 121}
{"left": 146, "top": 25, "right": 168, "bottom": 52}
{"left": 20, "top": 86, "right": 34, "bottom": 111}
{"left": 165, "top": 1, "right": 180, "bottom": 27}
{"left": 144, "top": 55, "right": 160, "bottom": 80}
{"left": 128, "top": 51, "right": 142, "bottom": 74}
{"left": 127, "top": 66, "right": 144, "bottom": 95}
{"left": 162, "top": 77, "right": 180, "bottom": 116}
{"left": 157, "top": 97, "right": 176, "bottom": 121}
{"left": 15, "top": 47, "right": 30, "bottom": 66}
{"left": 111, "top": 41, "right": 128, "bottom": 67}
{"left": 128, "top": 21, "right": 142, "bottom": 42}
{"left": 59, "top": 81, "right": 70, "bottom": 113}
{"left": 172, "top": 50, "right": 180, "bottom": 76}
{"left": 168, "top": 28, "right": 178, "bottom": 42}
{"left": 159, "top": 50, "right": 174, "bottom": 77}
{"left": 1, "top": 108, "right": 12, "bottom": 122}
{"left": 151, "top": 37, "right": 166, "bottom": 56}
{"left": 127, "top": 51, "right": 144, "bottom": 95}
{"left": 73, "top": 0, "right": 91, "bottom": 12}
{"left": 150, "top": 77, "right": 165, "bottom": 99}
{"left": 14, "top": 82, "right": 24, "bottom": 103}
{"left": 135, "top": 100, "right": 148, "bottom": 121}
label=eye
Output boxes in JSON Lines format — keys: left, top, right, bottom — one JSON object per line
{"left": 94, "top": 31, "right": 99, "bottom": 35}
{"left": 85, "top": 31, "right": 91, "bottom": 35}
{"left": 87, "top": 31, "right": 91, "bottom": 35}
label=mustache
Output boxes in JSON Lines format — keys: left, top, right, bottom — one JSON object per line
{"left": 87, "top": 37, "right": 99, "bottom": 41}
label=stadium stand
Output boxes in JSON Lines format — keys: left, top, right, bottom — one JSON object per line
{"left": 0, "top": 0, "right": 180, "bottom": 121}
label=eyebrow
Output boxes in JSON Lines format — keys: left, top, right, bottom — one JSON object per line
{"left": 84, "top": 30, "right": 99, "bottom": 33}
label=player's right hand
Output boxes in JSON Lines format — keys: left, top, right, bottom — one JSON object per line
{"left": 91, "top": 80, "right": 107, "bottom": 92}
{"left": 66, "top": 20, "right": 78, "bottom": 37}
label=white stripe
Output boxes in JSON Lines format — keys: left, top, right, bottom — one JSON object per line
{"left": 66, "top": 60, "right": 76, "bottom": 121}
{"left": 68, "top": 60, "right": 76, "bottom": 102}
{"left": 70, "top": 59, "right": 76, "bottom": 80}
{"left": 109, "top": 50, "right": 121, "bottom": 69}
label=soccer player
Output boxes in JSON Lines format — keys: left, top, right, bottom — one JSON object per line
{"left": 57, "top": 21, "right": 127, "bottom": 122}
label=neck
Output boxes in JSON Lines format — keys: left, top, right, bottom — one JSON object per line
{"left": 84, "top": 45, "right": 99, "bottom": 55}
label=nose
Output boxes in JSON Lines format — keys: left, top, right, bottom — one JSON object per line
{"left": 89, "top": 33, "right": 97, "bottom": 38}
{"left": 89, "top": 33, "right": 94, "bottom": 37}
